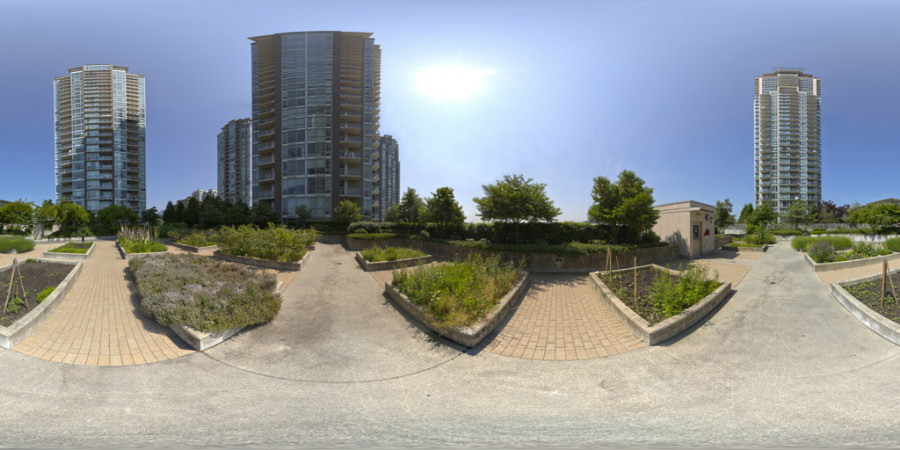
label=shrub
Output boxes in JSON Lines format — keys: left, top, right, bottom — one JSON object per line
{"left": 392, "top": 254, "right": 523, "bottom": 328}
{"left": 360, "top": 246, "right": 426, "bottom": 262}
{"left": 129, "top": 253, "right": 280, "bottom": 332}
{"left": 347, "top": 232, "right": 405, "bottom": 240}
{"left": 217, "top": 224, "right": 316, "bottom": 262}
{"left": 770, "top": 229, "right": 807, "bottom": 236}
{"left": 176, "top": 230, "right": 217, "bottom": 247}
{"left": 117, "top": 225, "right": 167, "bottom": 254}
{"left": 37, "top": 286, "right": 55, "bottom": 303}
{"left": 650, "top": 265, "right": 720, "bottom": 319}
{"left": 886, "top": 237, "right": 900, "bottom": 253}
{"left": 49, "top": 242, "right": 92, "bottom": 254}
{"left": 845, "top": 242, "right": 892, "bottom": 260}
{"left": 808, "top": 241, "right": 834, "bottom": 263}
{"left": 0, "top": 236, "right": 35, "bottom": 253}
{"left": 792, "top": 236, "right": 853, "bottom": 252}
{"left": 47, "top": 226, "right": 94, "bottom": 239}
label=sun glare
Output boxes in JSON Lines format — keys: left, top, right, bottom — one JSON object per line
{"left": 416, "top": 65, "right": 495, "bottom": 101}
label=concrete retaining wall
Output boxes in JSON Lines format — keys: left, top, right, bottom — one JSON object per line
{"left": 163, "top": 240, "right": 218, "bottom": 253}
{"left": 384, "top": 273, "right": 531, "bottom": 348}
{"left": 354, "top": 252, "right": 433, "bottom": 271}
{"left": 117, "top": 242, "right": 168, "bottom": 261}
{"left": 804, "top": 251, "right": 900, "bottom": 272}
{"left": 831, "top": 272, "right": 900, "bottom": 345}
{"left": 721, "top": 244, "right": 768, "bottom": 253}
{"left": 0, "top": 259, "right": 82, "bottom": 349}
{"left": 589, "top": 265, "right": 731, "bottom": 345}
{"left": 714, "top": 236, "right": 733, "bottom": 248}
{"left": 345, "top": 237, "right": 678, "bottom": 273}
{"left": 42, "top": 242, "right": 95, "bottom": 260}
{"left": 213, "top": 250, "right": 311, "bottom": 271}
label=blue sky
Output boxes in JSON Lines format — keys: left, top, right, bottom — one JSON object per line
{"left": 1, "top": 0, "right": 898, "bottom": 221}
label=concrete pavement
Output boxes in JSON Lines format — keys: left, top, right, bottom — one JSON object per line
{"left": 0, "top": 241, "right": 899, "bottom": 446}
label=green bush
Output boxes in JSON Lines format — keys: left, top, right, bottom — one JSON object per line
{"left": 47, "top": 227, "right": 94, "bottom": 239}
{"left": 37, "top": 286, "right": 55, "bottom": 303}
{"left": 118, "top": 226, "right": 167, "bottom": 254}
{"left": 649, "top": 265, "right": 720, "bottom": 319}
{"left": 49, "top": 242, "right": 92, "bottom": 254}
{"left": 886, "top": 237, "right": 900, "bottom": 253}
{"left": 810, "top": 228, "right": 867, "bottom": 235}
{"left": 360, "top": 246, "right": 426, "bottom": 262}
{"left": 217, "top": 224, "right": 316, "bottom": 262}
{"left": 0, "top": 236, "right": 35, "bottom": 253}
{"left": 845, "top": 242, "right": 892, "bottom": 260}
{"left": 392, "top": 254, "right": 523, "bottom": 328}
{"left": 770, "top": 229, "right": 807, "bottom": 236}
{"left": 808, "top": 241, "right": 835, "bottom": 263}
{"left": 347, "top": 232, "right": 406, "bottom": 240}
{"left": 129, "top": 253, "right": 280, "bottom": 332}
{"left": 176, "top": 230, "right": 217, "bottom": 247}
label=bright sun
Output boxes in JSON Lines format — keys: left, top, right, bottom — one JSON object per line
{"left": 416, "top": 65, "right": 495, "bottom": 101}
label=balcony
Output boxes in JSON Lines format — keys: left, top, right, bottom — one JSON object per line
{"left": 340, "top": 151, "right": 361, "bottom": 160}
{"left": 258, "top": 189, "right": 275, "bottom": 200}
{"left": 258, "top": 155, "right": 275, "bottom": 166}
{"left": 339, "top": 167, "right": 362, "bottom": 177}
{"left": 340, "top": 187, "right": 361, "bottom": 197}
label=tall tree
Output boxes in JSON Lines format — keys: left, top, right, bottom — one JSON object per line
{"left": 423, "top": 187, "right": 465, "bottom": 229}
{"left": 96, "top": 204, "right": 139, "bottom": 229}
{"left": 295, "top": 205, "right": 312, "bottom": 228}
{"left": 183, "top": 197, "right": 202, "bottom": 226}
{"left": 141, "top": 207, "right": 161, "bottom": 226}
{"left": 817, "top": 200, "right": 849, "bottom": 223}
{"left": 849, "top": 203, "right": 900, "bottom": 232}
{"left": 748, "top": 200, "right": 777, "bottom": 227}
{"left": 251, "top": 201, "right": 278, "bottom": 226}
{"left": 714, "top": 198, "right": 735, "bottom": 233}
{"left": 162, "top": 201, "right": 178, "bottom": 223}
{"left": 55, "top": 201, "right": 89, "bottom": 229}
{"left": 473, "top": 174, "right": 561, "bottom": 243}
{"left": 737, "top": 203, "right": 754, "bottom": 224}
{"left": 781, "top": 200, "right": 816, "bottom": 229}
{"left": 0, "top": 199, "right": 35, "bottom": 228}
{"left": 587, "top": 170, "right": 659, "bottom": 244}
{"left": 397, "top": 188, "right": 425, "bottom": 224}
{"left": 384, "top": 204, "right": 402, "bottom": 223}
{"left": 333, "top": 199, "right": 362, "bottom": 227}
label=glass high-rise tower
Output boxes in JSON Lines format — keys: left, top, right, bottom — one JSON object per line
{"left": 249, "top": 31, "right": 381, "bottom": 222}
{"left": 754, "top": 68, "right": 821, "bottom": 215}
{"left": 54, "top": 64, "right": 146, "bottom": 213}
{"left": 377, "top": 135, "right": 400, "bottom": 221}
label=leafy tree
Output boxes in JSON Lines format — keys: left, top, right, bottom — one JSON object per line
{"left": 162, "top": 201, "right": 178, "bottom": 223}
{"left": 397, "top": 188, "right": 425, "bottom": 224}
{"left": 141, "top": 207, "right": 161, "bottom": 226}
{"left": 849, "top": 203, "right": 900, "bottom": 232}
{"left": 714, "top": 199, "right": 735, "bottom": 233}
{"left": 295, "top": 205, "right": 312, "bottom": 228}
{"left": 474, "top": 174, "right": 561, "bottom": 243}
{"left": 781, "top": 200, "right": 816, "bottom": 229}
{"left": 748, "top": 200, "right": 777, "bottom": 227}
{"left": 423, "top": 187, "right": 465, "bottom": 229}
{"left": 55, "top": 201, "right": 89, "bottom": 229}
{"left": 251, "top": 201, "right": 278, "bottom": 226}
{"left": 96, "top": 204, "right": 139, "bottom": 229}
{"left": 383, "top": 204, "right": 402, "bottom": 223}
{"left": 587, "top": 170, "right": 659, "bottom": 244}
{"left": 0, "top": 199, "right": 35, "bottom": 228}
{"left": 183, "top": 197, "right": 202, "bottom": 226}
{"left": 737, "top": 203, "right": 754, "bottom": 224}
{"left": 33, "top": 200, "right": 58, "bottom": 228}
{"left": 333, "top": 199, "right": 362, "bottom": 226}
{"left": 817, "top": 200, "right": 849, "bottom": 223}
{"left": 199, "top": 196, "right": 224, "bottom": 228}
{"left": 227, "top": 200, "right": 252, "bottom": 226}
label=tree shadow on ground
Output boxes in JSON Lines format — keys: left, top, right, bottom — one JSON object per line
{"left": 651, "top": 288, "right": 739, "bottom": 348}
{"left": 120, "top": 267, "right": 194, "bottom": 351}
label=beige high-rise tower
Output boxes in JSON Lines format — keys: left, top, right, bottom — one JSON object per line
{"left": 249, "top": 31, "right": 381, "bottom": 222}
{"left": 54, "top": 65, "right": 146, "bottom": 213}
{"left": 754, "top": 68, "right": 821, "bottom": 215}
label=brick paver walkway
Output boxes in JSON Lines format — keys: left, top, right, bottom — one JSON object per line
{"left": 13, "top": 240, "right": 194, "bottom": 365}
{"left": 480, "top": 273, "right": 647, "bottom": 360}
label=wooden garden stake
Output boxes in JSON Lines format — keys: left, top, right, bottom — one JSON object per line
{"left": 633, "top": 256, "right": 638, "bottom": 303}
{"left": 606, "top": 248, "right": 612, "bottom": 283}
{"left": 888, "top": 261, "right": 898, "bottom": 305}
{"left": 3, "top": 258, "right": 27, "bottom": 315}
{"left": 882, "top": 260, "right": 887, "bottom": 309}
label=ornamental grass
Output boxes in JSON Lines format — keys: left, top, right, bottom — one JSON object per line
{"left": 117, "top": 225, "right": 167, "bottom": 253}
{"left": 360, "top": 246, "right": 426, "bottom": 262}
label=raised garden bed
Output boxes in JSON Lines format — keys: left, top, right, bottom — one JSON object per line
{"left": 212, "top": 250, "right": 312, "bottom": 271}
{"left": 803, "top": 251, "right": 900, "bottom": 272}
{"left": 43, "top": 242, "right": 95, "bottom": 260}
{"left": 129, "top": 253, "right": 285, "bottom": 351}
{"left": 589, "top": 264, "right": 731, "bottom": 345}
{"left": 721, "top": 244, "right": 768, "bottom": 252}
{"left": 164, "top": 239, "right": 219, "bottom": 253}
{"left": 0, "top": 259, "right": 82, "bottom": 349}
{"left": 831, "top": 270, "right": 900, "bottom": 345}
{"left": 384, "top": 273, "right": 530, "bottom": 348}
{"left": 117, "top": 241, "right": 168, "bottom": 261}
{"left": 354, "top": 246, "right": 432, "bottom": 271}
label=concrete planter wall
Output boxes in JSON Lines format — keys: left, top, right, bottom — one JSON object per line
{"left": 589, "top": 264, "right": 732, "bottom": 345}
{"left": 0, "top": 259, "right": 82, "bottom": 349}
{"left": 803, "top": 251, "right": 900, "bottom": 272}
{"left": 714, "top": 236, "right": 733, "bottom": 248}
{"left": 43, "top": 242, "right": 95, "bottom": 260}
{"left": 384, "top": 273, "right": 531, "bottom": 348}
{"left": 213, "top": 250, "right": 311, "bottom": 271}
{"left": 354, "top": 252, "right": 433, "bottom": 271}
{"left": 831, "top": 272, "right": 900, "bottom": 345}
{"left": 345, "top": 236, "right": 678, "bottom": 273}
{"left": 721, "top": 244, "right": 768, "bottom": 253}
{"left": 164, "top": 239, "right": 219, "bottom": 253}
{"left": 117, "top": 242, "right": 168, "bottom": 261}
{"left": 169, "top": 280, "right": 284, "bottom": 351}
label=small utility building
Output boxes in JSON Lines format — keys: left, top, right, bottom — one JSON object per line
{"left": 652, "top": 201, "right": 716, "bottom": 258}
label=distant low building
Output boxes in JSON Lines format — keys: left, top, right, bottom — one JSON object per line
{"left": 652, "top": 200, "right": 716, "bottom": 258}
{"left": 0, "top": 199, "right": 9, "bottom": 207}
{"left": 866, "top": 198, "right": 900, "bottom": 207}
